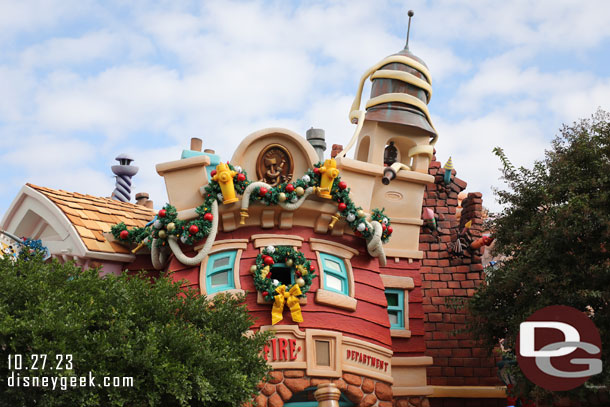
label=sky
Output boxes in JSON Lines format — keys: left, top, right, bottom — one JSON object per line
{"left": 1, "top": 0, "right": 610, "bottom": 219}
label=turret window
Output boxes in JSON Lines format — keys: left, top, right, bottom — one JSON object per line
{"left": 320, "top": 253, "right": 349, "bottom": 295}
{"left": 206, "top": 251, "right": 237, "bottom": 294}
{"left": 199, "top": 239, "right": 248, "bottom": 298}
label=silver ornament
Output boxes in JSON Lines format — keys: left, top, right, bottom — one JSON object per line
{"left": 266, "top": 245, "right": 275, "bottom": 254}
{"left": 357, "top": 222, "right": 366, "bottom": 232}
{"left": 301, "top": 174, "right": 310, "bottom": 183}
{"left": 153, "top": 220, "right": 162, "bottom": 229}
{"left": 346, "top": 213, "right": 356, "bottom": 222}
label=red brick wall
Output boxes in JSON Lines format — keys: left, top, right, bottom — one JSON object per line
{"left": 420, "top": 157, "right": 501, "bottom": 388}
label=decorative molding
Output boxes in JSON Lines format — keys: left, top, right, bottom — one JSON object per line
{"left": 392, "top": 386, "right": 434, "bottom": 396}
{"left": 392, "top": 356, "right": 433, "bottom": 367}
{"left": 390, "top": 329, "right": 412, "bottom": 338}
{"left": 429, "top": 386, "right": 507, "bottom": 398}
{"left": 380, "top": 275, "right": 415, "bottom": 290}
{"left": 309, "top": 238, "right": 359, "bottom": 258}
{"left": 252, "top": 234, "right": 303, "bottom": 249}
{"left": 315, "top": 289, "right": 357, "bottom": 311}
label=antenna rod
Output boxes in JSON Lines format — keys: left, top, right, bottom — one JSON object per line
{"left": 405, "top": 10, "right": 414, "bottom": 49}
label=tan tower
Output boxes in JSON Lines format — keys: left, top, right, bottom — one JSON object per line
{"left": 335, "top": 20, "right": 436, "bottom": 261}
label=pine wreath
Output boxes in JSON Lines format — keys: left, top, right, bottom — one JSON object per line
{"left": 251, "top": 245, "right": 317, "bottom": 301}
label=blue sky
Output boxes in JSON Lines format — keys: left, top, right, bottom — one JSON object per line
{"left": 1, "top": 0, "right": 610, "bottom": 219}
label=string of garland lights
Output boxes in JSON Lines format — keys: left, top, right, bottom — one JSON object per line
{"left": 111, "top": 159, "right": 393, "bottom": 267}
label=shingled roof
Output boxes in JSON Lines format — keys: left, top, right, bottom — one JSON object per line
{"left": 27, "top": 183, "right": 155, "bottom": 254}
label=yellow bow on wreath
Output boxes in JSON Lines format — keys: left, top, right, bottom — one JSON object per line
{"left": 271, "top": 284, "right": 304, "bottom": 325}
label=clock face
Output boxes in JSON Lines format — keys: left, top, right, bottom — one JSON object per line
{"left": 256, "top": 144, "right": 294, "bottom": 187}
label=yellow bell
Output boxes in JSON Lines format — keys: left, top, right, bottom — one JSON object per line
{"left": 317, "top": 158, "right": 339, "bottom": 199}
{"left": 212, "top": 163, "right": 238, "bottom": 204}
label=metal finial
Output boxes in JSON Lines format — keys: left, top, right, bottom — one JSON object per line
{"left": 405, "top": 10, "right": 414, "bottom": 49}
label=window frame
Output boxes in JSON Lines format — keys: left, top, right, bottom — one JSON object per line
{"left": 310, "top": 238, "right": 358, "bottom": 311}
{"left": 319, "top": 252, "right": 349, "bottom": 296}
{"left": 380, "top": 275, "right": 414, "bottom": 337}
{"left": 199, "top": 239, "right": 247, "bottom": 298}
{"left": 206, "top": 250, "right": 237, "bottom": 294}
{"left": 384, "top": 288, "right": 405, "bottom": 329}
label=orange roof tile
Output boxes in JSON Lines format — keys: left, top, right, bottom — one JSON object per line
{"left": 27, "top": 183, "right": 155, "bottom": 255}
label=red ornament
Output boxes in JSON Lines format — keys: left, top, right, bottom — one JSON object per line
{"left": 189, "top": 225, "right": 199, "bottom": 234}
{"left": 313, "top": 167, "right": 320, "bottom": 174}
{"left": 387, "top": 226, "right": 393, "bottom": 234}
{"left": 267, "top": 272, "right": 272, "bottom": 278}
{"left": 285, "top": 184, "right": 294, "bottom": 192}
{"left": 259, "top": 187, "right": 268, "bottom": 196}
{"left": 338, "top": 181, "right": 347, "bottom": 190}
{"left": 262, "top": 291, "right": 269, "bottom": 297}
{"left": 382, "top": 224, "right": 387, "bottom": 231}
{"left": 264, "top": 256, "right": 275, "bottom": 265}
{"left": 211, "top": 169, "right": 217, "bottom": 177}
{"left": 295, "top": 270, "right": 301, "bottom": 277}
{"left": 119, "top": 230, "right": 129, "bottom": 240}
{"left": 158, "top": 209, "right": 166, "bottom": 218}
{"left": 338, "top": 203, "right": 347, "bottom": 211}
{"left": 309, "top": 264, "right": 315, "bottom": 271}
{"left": 354, "top": 231, "right": 362, "bottom": 237}
{"left": 204, "top": 212, "right": 213, "bottom": 221}
{"left": 237, "top": 173, "right": 246, "bottom": 182}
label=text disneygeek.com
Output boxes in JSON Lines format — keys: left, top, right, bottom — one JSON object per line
{"left": 6, "top": 354, "right": 133, "bottom": 390}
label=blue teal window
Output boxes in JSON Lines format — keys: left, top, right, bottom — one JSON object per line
{"left": 206, "top": 251, "right": 237, "bottom": 294}
{"left": 385, "top": 289, "right": 404, "bottom": 329}
{"left": 319, "top": 252, "right": 349, "bottom": 295}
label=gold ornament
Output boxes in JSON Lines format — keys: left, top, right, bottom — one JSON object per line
{"left": 296, "top": 264, "right": 308, "bottom": 276}
{"left": 295, "top": 186, "right": 304, "bottom": 196}
{"left": 357, "top": 209, "right": 365, "bottom": 218}
{"left": 166, "top": 222, "right": 176, "bottom": 232}
{"left": 278, "top": 192, "right": 287, "bottom": 202}
{"left": 158, "top": 230, "right": 167, "bottom": 239}
{"left": 250, "top": 265, "right": 257, "bottom": 274}
{"left": 296, "top": 277, "right": 305, "bottom": 287}
{"left": 285, "top": 258, "right": 293, "bottom": 267}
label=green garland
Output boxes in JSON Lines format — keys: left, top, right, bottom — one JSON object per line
{"left": 251, "top": 246, "right": 316, "bottom": 301}
{"left": 111, "top": 161, "right": 393, "bottom": 249}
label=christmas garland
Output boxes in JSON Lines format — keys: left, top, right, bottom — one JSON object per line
{"left": 111, "top": 160, "right": 393, "bottom": 259}
{"left": 111, "top": 163, "right": 249, "bottom": 248}
{"left": 250, "top": 245, "right": 316, "bottom": 302}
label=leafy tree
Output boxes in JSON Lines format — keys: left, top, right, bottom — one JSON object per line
{"left": 0, "top": 253, "right": 271, "bottom": 407}
{"left": 467, "top": 110, "right": 610, "bottom": 402}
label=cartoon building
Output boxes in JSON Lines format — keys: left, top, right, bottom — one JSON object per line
{"left": 1, "top": 21, "right": 503, "bottom": 407}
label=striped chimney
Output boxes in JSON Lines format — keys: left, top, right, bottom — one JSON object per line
{"left": 111, "top": 154, "right": 139, "bottom": 202}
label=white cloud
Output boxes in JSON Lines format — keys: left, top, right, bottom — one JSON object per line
{"left": 1, "top": 0, "right": 609, "bottom": 220}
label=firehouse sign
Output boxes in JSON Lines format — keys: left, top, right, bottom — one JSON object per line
{"left": 263, "top": 338, "right": 303, "bottom": 362}
{"left": 346, "top": 349, "right": 389, "bottom": 372}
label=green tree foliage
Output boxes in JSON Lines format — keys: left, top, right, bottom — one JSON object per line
{"left": 0, "top": 254, "right": 271, "bottom": 407}
{"left": 468, "top": 110, "right": 610, "bottom": 401}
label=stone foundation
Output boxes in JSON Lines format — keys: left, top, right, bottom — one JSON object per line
{"left": 254, "top": 369, "right": 395, "bottom": 407}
